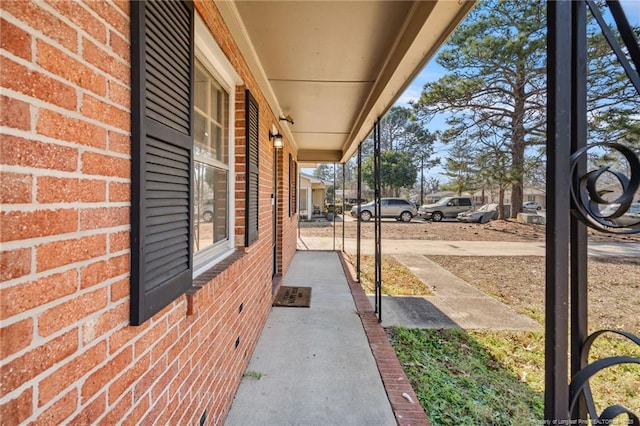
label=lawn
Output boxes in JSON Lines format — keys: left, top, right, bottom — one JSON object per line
{"left": 354, "top": 254, "right": 640, "bottom": 425}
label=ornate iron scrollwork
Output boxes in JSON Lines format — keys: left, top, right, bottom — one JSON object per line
{"left": 569, "top": 330, "right": 640, "bottom": 424}
{"left": 547, "top": 0, "right": 640, "bottom": 423}
{"left": 570, "top": 142, "right": 640, "bottom": 234}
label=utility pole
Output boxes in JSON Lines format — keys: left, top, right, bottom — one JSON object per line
{"left": 420, "top": 155, "right": 424, "bottom": 205}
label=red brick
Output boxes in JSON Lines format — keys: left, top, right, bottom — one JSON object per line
{"left": 0, "top": 318, "right": 33, "bottom": 358}
{"left": 150, "top": 360, "right": 178, "bottom": 402}
{"left": 82, "top": 302, "right": 128, "bottom": 345}
{"left": 82, "top": 151, "right": 129, "bottom": 178}
{"left": 0, "top": 387, "right": 33, "bottom": 425}
{"left": 120, "top": 392, "right": 149, "bottom": 426}
{"left": 134, "top": 321, "right": 167, "bottom": 359}
{"left": 0, "top": 172, "right": 32, "bottom": 204}
{"left": 0, "top": 270, "right": 77, "bottom": 319}
{"left": 38, "top": 287, "right": 108, "bottom": 337}
{"left": 0, "top": 209, "right": 78, "bottom": 242}
{"left": 97, "top": 390, "right": 132, "bottom": 426}
{"left": 68, "top": 391, "right": 107, "bottom": 425}
{"left": 109, "top": 181, "right": 130, "bottom": 202}
{"left": 80, "top": 206, "right": 129, "bottom": 231}
{"left": 109, "top": 29, "right": 129, "bottom": 62}
{"left": 82, "top": 346, "right": 132, "bottom": 401}
{"left": 0, "top": 330, "right": 78, "bottom": 397}
{"left": 0, "top": 1, "right": 78, "bottom": 52}
{"left": 82, "top": 38, "right": 129, "bottom": 85}
{"left": 84, "top": 1, "right": 129, "bottom": 37}
{"left": 0, "top": 95, "right": 30, "bottom": 130}
{"left": 108, "top": 130, "right": 130, "bottom": 154}
{"left": 109, "top": 323, "right": 148, "bottom": 356}
{"left": 36, "top": 234, "right": 107, "bottom": 272}
{"left": 108, "top": 353, "right": 150, "bottom": 404}
{"left": 38, "top": 341, "right": 107, "bottom": 406}
{"left": 108, "top": 80, "right": 130, "bottom": 111}
{"left": 44, "top": 0, "right": 107, "bottom": 44}
{"left": 36, "top": 39, "right": 107, "bottom": 96}
{"left": 37, "top": 176, "right": 106, "bottom": 204}
{"left": 80, "top": 254, "right": 129, "bottom": 289}
{"left": 32, "top": 388, "right": 77, "bottom": 425}
{"left": 0, "top": 247, "right": 31, "bottom": 281}
{"left": 37, "top": 108, "right": 107, "bottom": 149}
{"left": 81, "top": 94, "right": 130, "bottom": 132}
{"left": 110, "top": 277, "right": 129, "bottom": 302}
{"left": 0, "top": 17, "right": 31, "bottom": 60}
{"left": 0, "top": 58, "right": 77, "bottom": 110}
{"left": 133, "top": 356, "right": 167, "bottom": 402}
{"left": 1, "top": 134, "right": 78, "bottom": 171}
{"left": 109, "top": 230, "right": 129, "bottom": 253}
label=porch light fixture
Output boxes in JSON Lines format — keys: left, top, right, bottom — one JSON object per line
{"left": 269, "top": 130, "right": 283, "bottom": 149}
{"left": 279, "top": 114, "right": 294, "bottom": 125}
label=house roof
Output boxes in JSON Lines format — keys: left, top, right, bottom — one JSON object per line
{"left": 216, "top": 1, "right": 474, "bottom": 164}
{"left": 299, "top": 172, "right": 331, "bottom": 187}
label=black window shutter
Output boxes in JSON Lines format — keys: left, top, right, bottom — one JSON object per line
{"left": 245, "top": 90, "right": 259, "bottom": 246}
{"left": 130, "top": 0, "right": 194, "bottom": 326}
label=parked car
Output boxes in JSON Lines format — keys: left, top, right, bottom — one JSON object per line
{"left": 418, "top": 196, "right": 474, "bottom": 222}
{"left": 457, "top": 203, "right": 499, "bottom": 223}
{"left": 350, "top": 198, "right": 417, "bottom": 222}
{"left": 523, "top": 201, "right": 542, "bottom": 210}
{"left": 600, "top": 202, "right": 640, "bottom": 227}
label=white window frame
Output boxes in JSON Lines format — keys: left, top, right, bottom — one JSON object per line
{"left": 193, "top": 14, "right": 243, "bottom": 276}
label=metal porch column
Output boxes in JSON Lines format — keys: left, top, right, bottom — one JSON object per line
{"left": 374, "top": 120, "right": 382, "bottom": 322}
{"left": 356, "top": 142, "right": 362, "bottom": 282}
{"left": 547, "top": 0, "right": 640, "bottom": 423}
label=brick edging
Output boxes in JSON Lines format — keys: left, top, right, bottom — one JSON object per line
{"left": 338, "top": 252, "right": 431, "bottom": 426}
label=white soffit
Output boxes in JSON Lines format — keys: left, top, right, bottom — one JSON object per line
{"left": 216, "top": 0, "right": 475, "bottom": 163}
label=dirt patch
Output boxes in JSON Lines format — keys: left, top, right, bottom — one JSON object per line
{"left": 299, "top": 217, "right": 640, "bottom": 243}
{"left": 426, "top": 255, "right": 640, "bottom": 332}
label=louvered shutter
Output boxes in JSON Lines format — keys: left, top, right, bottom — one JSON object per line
{"left": 245, "top": 90, "right": 259, "bottom": 246}
{"left": 130, "top": 0, "right": 194, "bottom": 325}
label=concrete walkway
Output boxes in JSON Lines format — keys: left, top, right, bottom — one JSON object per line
{"left": 297, "top": 236, "right": 640, "bottom": 257}
{"left": 372, "top": 255, "right": 540, "bottom": 330}
{"left": 225, "top": 251, "right": 397, "bottom": 426}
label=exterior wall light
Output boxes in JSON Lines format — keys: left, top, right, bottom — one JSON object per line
{"left": 269, "top": 130, "right": 284, "bottom": 149}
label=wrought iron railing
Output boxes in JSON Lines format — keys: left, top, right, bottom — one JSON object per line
{"left": 548, "top": 0, "right": 640, "bottom": 423}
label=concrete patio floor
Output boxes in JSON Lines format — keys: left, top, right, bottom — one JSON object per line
{"left": 225, "top": 251, "right": 427, "bottom": 425}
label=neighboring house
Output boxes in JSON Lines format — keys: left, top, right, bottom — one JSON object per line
{"left": 472, "top": 187, "right": 547, "bottom": 208}
{"left": 299, "top": 172, "right": 330, "bottom": 219}
{"left": 423, "top": 191, "right": 456, "bottom": 204}
{"left": 0, "top": 1, "right": 472, "bottom": 424}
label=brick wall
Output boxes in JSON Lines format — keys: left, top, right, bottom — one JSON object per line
{"left": 1, "top": 1, "right": 298, "bottom": 423}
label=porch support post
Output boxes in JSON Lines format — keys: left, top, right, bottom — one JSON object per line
{"left": 356, "top": 142, "right": 362, "bottom": 282}
{"left": 306, "top": 186, "right": 312, "bottom": 220}
{"left": 570, "top": 0, "right": 589, "bottom": 421}
{"left": 374, "top": 120, "right": 382, "bottom": 323}
{"left": 342, "top": 162, "right": 345, "bottom": 250}
{"left": 546, "top": 0, "right": 572, "bottom": 420}
{"left": 332, "top": 163, "right": 336, "bottom": 251}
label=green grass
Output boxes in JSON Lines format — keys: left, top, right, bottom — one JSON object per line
{"left": 348, "top": 254, "right": 434, "bottom": 296}
{"left": 388, "top": 327, "right": 545, "bottom": 425}
{"left": 388, "top": 327, "right": 640, "bottom": 425}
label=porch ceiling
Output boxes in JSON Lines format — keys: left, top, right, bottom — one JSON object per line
{"left": 216, "top": 1, "right": 474, "bottom": 163}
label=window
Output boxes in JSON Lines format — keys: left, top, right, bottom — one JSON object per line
{"left": 459, "top": 198, "right": 473, "bottom": 207}
{"left": 130, "top": 2, "right": 242, "bottom": 325}
{"left": 192, "top": 59, "right": 230, "bottom": 262}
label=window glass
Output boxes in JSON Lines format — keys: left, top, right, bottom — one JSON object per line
{"left": 460, "top": 199, "right": 472, "bottom": 206}
{"left": 193, "top": 58, "right": 229, "bottom": 257}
